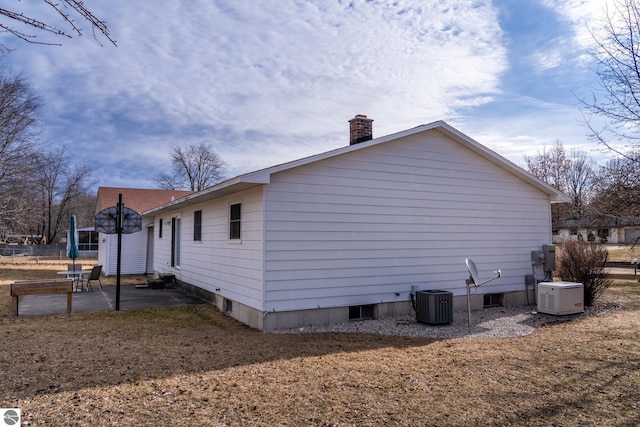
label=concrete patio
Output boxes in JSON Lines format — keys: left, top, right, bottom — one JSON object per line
{"left": 11, "top": 283, "right": 204, "bottom": 316}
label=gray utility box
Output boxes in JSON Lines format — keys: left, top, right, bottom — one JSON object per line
{"left": 415, "top": 290, "right": 453, "bottom": 325}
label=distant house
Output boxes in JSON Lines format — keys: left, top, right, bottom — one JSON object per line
{"left": 77, "top": 227, "right": 99, "bottom": 258}
{"left": 143, "top": 117, "right": 568, "bottom": 331}
{"left": 95, "top": 187, "right": 192, "bottom": 276}
{"left": 553, "top": 218, "right": 640, "bottom": 244}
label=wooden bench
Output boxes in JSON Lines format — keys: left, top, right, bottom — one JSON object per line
{"left": 10, "top": 279, "right": 74, "bottom": 317}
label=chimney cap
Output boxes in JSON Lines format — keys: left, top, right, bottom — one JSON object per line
{"left": 349, "top": 114, "right": 373, "bottom": 122}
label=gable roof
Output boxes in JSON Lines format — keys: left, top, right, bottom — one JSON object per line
{"left": 144, "top": 121, "right": 569, "bottom": 215}
{"left": 96, "top": 187, "right": 193, "bottom": 214}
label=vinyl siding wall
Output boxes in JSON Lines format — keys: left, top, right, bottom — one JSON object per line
{"left": 152, "top": 188, "right": 264, "bottom": 310}
{"left": 98, "top": 219, "right": 153, "bottom": 276}
{"left": 262, "top": 130, "right": 553, "bottom": 312}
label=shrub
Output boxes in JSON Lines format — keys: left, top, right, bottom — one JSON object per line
{"left": 556, "top": 240, "right": 612, "bottom": 307}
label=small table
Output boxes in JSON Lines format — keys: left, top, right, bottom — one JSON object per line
{"left": 57, "top": 270, "right": 91, "bottom": 292}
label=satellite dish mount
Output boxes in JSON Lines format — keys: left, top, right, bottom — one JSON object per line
{"left": 464, "top": 259, "right": 501, "bottom": 326}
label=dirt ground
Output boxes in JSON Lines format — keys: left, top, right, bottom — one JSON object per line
{"left": 0, "top": 259, "right": 639, "bottom": 426}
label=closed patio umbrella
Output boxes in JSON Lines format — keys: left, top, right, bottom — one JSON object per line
{"left": 67, "top": 215, "right": 79, "bottom": 270}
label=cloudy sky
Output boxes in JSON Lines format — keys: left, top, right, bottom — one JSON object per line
{"left": 0, "top": 0, "right": 614, "bottom": 190}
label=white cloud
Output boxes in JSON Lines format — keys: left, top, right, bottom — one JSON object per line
{"left": 542, "top": 0, "right": 611, "bottom": 47}
{"left": 2, "top": 0, "right": 510, "bottom": 186}
{"left": 530, "top": 48, "right": 564, "bottom": 71}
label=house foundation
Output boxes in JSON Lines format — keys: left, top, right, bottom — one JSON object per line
{"left": 175, "top": 280, "right": 536, "bottom": 331}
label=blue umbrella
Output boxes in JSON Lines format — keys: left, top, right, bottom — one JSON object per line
{"left": 67, "top": 215, "right": 79, "bottom": 269}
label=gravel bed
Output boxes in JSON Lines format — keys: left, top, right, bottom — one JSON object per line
{"left": 271, "top": 301, "right": 620, "bottom": 339}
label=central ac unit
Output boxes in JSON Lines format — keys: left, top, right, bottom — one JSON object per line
{"left": 415, "top": 290, "right": 453, "bottom": 325}
{"left": 537, "top": 281, "right": 584, "bottom": 315}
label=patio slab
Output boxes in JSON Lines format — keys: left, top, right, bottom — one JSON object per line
{"left": 11, "top": 284, "right": 204, "bottom": 316}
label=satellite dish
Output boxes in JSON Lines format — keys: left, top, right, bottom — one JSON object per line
{"left": 465, "top": 259, "right": 480, "bottom": 286}
{"left": 464, "top": 258, "right": 502, "bottom": 327}
{"left": 465, "top": 258, "right": 501, "bottom": 287}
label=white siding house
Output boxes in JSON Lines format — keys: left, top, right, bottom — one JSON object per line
{"left": 553, "top": 218, "right": 640, "bottom": 244}
{"left": 145, "top": 119, "right": 567, "bottom": 330}
{"left": 97, "top": 227, "right": 154, "bottom": 276}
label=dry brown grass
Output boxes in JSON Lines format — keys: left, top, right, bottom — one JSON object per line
{"left": 607, "top": 245, "right": 640, "bottom": 262}
{"left": 1, "top": 260, "right": 639, "bottom": 426}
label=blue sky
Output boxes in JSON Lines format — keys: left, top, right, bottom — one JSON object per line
{"left": 0, "top": 0, "right": 612, "bottom": 190}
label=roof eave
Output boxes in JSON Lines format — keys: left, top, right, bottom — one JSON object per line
{"left": 142, "top": 175, "right": 269, "bottom": 216}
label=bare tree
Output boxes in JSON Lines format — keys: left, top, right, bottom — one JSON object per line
{"left": 579, "top": 0, "right": 640, "bottom": 226}
{"left": 0, "top": 73, "right": 98, "bottom": 242}
{"left": 591, "top": 153, "right": 640, "bottom": 220}
{"left": 155, "top": 170, "right": 183, "bottom": 191}
{"left": 565, "top": 150, "right": 595, "bottom": 220}
{"left": 524, "top": 140, "right": 570, "bottom": 191}
{"left": 0, "top": 0, "right": 116, "bottom": 50}
{"left": 0, "top": 73, "right": 41, "bottom": 239}
{"left": 581, "top": 0, "right": 640, "bottom": 155}
{"left": 35, "top": 145, "right": 94, "bottom": 244}
{"left": 156, "top": 142, "right": 226, "bottom": 192}
{"left": 524, "top": 141, "right": 594, "bottom": 221}
{"left": 69, "top": 191, "right": 98, "bottom": 229}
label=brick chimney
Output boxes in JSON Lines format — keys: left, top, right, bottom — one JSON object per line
{"left": 349, "top": 114, "right": 373, "bottom": 145}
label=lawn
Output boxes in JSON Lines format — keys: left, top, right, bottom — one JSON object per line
{"left": 0, "top": 258, "right": 639, "bottom": 426}
{"left": 607, "top": 245, "right": 640, "bottom": 262}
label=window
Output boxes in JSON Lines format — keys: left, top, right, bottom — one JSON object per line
{"left": 194, "top": 210, "right": 202, "bottom": 241}
{"left": 597, "top": 228, "right": 609, "bottom": 243}
{"left": 78, "top": 230, "right": 98, "bottom": 251}
{"left": 159, "top": 218, "right": 163, "bottom": 238}
{"left": 230, "top": 203, "right": 241, "bottom": 239}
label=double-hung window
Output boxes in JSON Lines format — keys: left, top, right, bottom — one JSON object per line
{"left": 229, "top": 203, "right": 241, "bottom": 240}
{"left": 194, "top": 210, "right": 202, "bottom": 241}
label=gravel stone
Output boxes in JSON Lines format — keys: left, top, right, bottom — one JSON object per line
{"left": 271, "top": 301, "right": 620, "bottom": 339}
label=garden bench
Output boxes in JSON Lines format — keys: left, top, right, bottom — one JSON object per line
{"left": 10, "top": 279, "right": 74, "bottom": 316}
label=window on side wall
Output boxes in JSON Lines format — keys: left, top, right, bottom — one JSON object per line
{"left": 159, "top": 218, "right": 163, "bottom": 238}
{"left": 194, "top": 210, "right": 202, "bottom": 241}
{"left": 229, "top": 203, "right": 241, "bottom": 240}
{"left": 78, "top": 230, "right": 98, "bottom": 251}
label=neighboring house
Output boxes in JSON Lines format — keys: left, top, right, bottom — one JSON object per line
{"left": 77, "top": 227, "right": 99, "bottom": 258}
{"left": 553, "top": 218, "right": 640, "bottom": 244}
{"left": 144, "top": 116, "right": 568, "bottom": 331}
{"left": 95, "top": 187, "right": 192, "bottom": 276}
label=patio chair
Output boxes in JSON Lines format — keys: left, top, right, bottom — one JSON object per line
{"left": 67, "top": 264, "right": 83, "bottom": 274}
{"left": 81, "top": 265, "right": 103, "bottom": 292}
